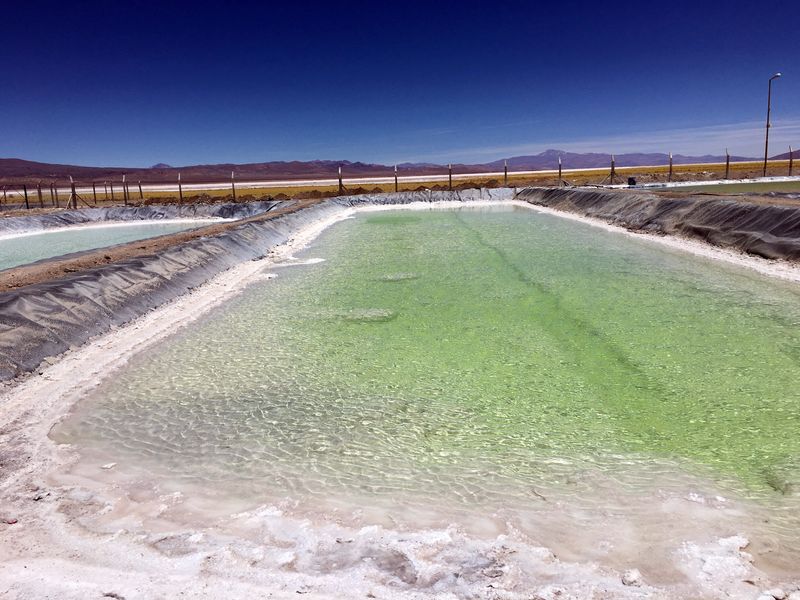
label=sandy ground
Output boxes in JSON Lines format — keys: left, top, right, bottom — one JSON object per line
{"left": 1, "top": 200, "right": 799, "bottom": 599}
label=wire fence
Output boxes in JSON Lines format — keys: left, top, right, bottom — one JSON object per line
{"left": 0, "top": 151, "right": 797, "bottom": 212}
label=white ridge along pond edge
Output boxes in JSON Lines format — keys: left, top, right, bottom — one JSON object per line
{"left": 0, "top": 199, "right": 798, "bottom": 600}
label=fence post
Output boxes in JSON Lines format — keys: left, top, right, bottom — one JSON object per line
{"left": 122, "top": 175, "right": 128, "bottom": 206}
{"left": 338, "top": 166, "right": 343, "bottom": 195}
{"left": 110, "top": 181, "right": 115, "bottom": 201}
{"left": 92, "top": 182, "right": 97, "bottom": 205}
{"left": 178, "top": 172, "right": 183, "bottom": 214}
{"left": 69, "top": 176, "right": 77, "bottom": 209}
{"left": 558, "top": 156, "right": 562, "bottom": 187}
{"left": 448, "top": 163, "right": 452, "bottom": 190}
{"left": 789, "top": 146, "right": 794, "bottom": 177}
{"left": 52, "top": 184, "right": 59, "bottom": 207}
{"left": 2, "top": 186, "right": 6, "bottom": 205}
{"left": 725, "top": 148, "right": 730, "bottom": 180}
{"left": 231, "top": 170, "right": 236, "bottom": 201}
{"left": 394, "top": 165, "right": 398, "bottom": 192}
{"left": 138, "top": 180, "right": 144, "bottom": 200}
{"left": 37, "top": 183, "right": 44, "bottom": 207}
{"left": 504, "top": 159, "right": 508, "bottom": 186}
{"left": 23, "top": 184, "right": 30, "bottom": 209}
{"left": 668, "top": 152, "right": 673, "bottom": 182}
{"left": 610, "top": 155, "right": 616, "bottom": 185}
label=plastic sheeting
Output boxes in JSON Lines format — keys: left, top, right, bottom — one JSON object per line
{"left": 517, "top": 187, "right": 800, "bottom": 261}
{"left": 9, "top": 185, "right": 791, "bottom": 381}
{"left": 0, "top": 190, "right": 511, "bottom": 380}
{"left": 0, "top": 201, "right": 284, "bottom": 236}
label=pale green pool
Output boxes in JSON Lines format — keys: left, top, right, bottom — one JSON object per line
{"left": 0, "top": 220, "right": 213, "bottom": 271}
{"left": 53, "top": 204, "right": 800, "bottom": 562}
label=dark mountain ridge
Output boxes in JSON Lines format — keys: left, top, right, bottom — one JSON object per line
{"left": 0, "top": 150, "right": 762, "bottom": 184}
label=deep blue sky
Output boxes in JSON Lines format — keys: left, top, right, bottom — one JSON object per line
{"left": 3, "top": 1, "right": 798, "bottom": 167}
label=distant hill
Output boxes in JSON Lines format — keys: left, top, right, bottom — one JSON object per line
{"left": 771, "top": 149, "right": 800, "bottom": 160}
{"left": 0, "top": 158, "right": 397, "bottom": 184}
{"left": 484, "top": 149, "right": 754, "bottom": 170}
{"left": 0, "top": 150, "right": 759, "bottom": 184}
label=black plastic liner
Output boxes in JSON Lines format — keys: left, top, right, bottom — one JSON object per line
{"left": 517, "top": 187, "right": 800, "bottom": 261}
{"left": 0, "top": 189, "right": 509, "bottom": 380}
{"left": 6, "top": 186, "right": 793, "bottom": 382}
{"left": 0, "top": 201, "right": 284, "bottom": 236}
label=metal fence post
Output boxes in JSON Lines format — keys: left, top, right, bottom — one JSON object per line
{"left": 504, "top": 159, "right": 508, "bottom": 186}
{"left": 668, "top": 152, "right": 673, "bottom": 182}
{"left": 231, "top": 170, "right": 236, "bottom": 201}
{"left": 610, "top": 155, "right": 616, "bottom": 185}
{"left": 725, "top": 149, "right": 730, "bottom": 180}
{"left": 69, "top": 176, "right": 77, "bottom": 209}
{"left": 23, "top": 184, "right": 29, "bottom": 209}
{"left": 558, "top": 156, "right": 562, "bottom": 186}
{"left": 394, "top": 165, "right": 398, "bottom": 193}
{"left": 178, "top": 172, "right": 183, "bottom": 213}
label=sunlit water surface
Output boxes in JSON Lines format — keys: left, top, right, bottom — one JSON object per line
{"left": 0, "top": 220, "right": 214, "bottom": 271}
{"left": 53, "top": 205, "right": 800, "bottom": 572}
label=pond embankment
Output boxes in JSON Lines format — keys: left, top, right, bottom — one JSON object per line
{"left": 0, "top": 200, "right": 282, "bottom": 235}
{"left": 518, "top": 187, "right": 800, "bottom": 261}
{"left": 0, "top": 187, "right": 798, "bottom": 382}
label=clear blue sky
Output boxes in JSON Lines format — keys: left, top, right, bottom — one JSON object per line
{"left": 3, "top": 0, "right": 798, "bottom": 167}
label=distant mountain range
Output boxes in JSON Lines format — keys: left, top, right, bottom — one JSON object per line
{"left": 771, "top": 149, "right": 800, "bottom": 161}
{"left": 0, "top": 149, "right": 766, "bottom": 184}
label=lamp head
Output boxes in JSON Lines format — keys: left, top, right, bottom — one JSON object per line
{"left": 771, "top": 72, "right": 782, "bottom": 80}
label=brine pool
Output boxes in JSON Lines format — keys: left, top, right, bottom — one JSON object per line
{"left": 52, "top": 204, "right": 800, "bottom": 579}
{"left": 0, "top": 220, "right": 215, "bottom": 271}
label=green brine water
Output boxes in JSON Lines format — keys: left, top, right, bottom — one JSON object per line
{"left": 0, "top": 220, "right": 213, "bottom": 271}
{"left": 53, "top": 204, "right": 800, "bottom": 565}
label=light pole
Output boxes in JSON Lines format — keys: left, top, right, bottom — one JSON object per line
{"left": 763, "top": 72, "right": 782, "bottom": 177}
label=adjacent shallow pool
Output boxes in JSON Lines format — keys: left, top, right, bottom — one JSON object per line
{"left": 52, "top": 204, "right": 800, "bottom": 575}
{"left": 0, "top": 220, "right": 214, "bottom": 271}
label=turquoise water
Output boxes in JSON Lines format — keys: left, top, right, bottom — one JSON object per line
{"left": 0, "top": 221, "right": 212, "bottom": 271}
{"left": 54, "top": 205, "right": 800, "bottom": 550}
